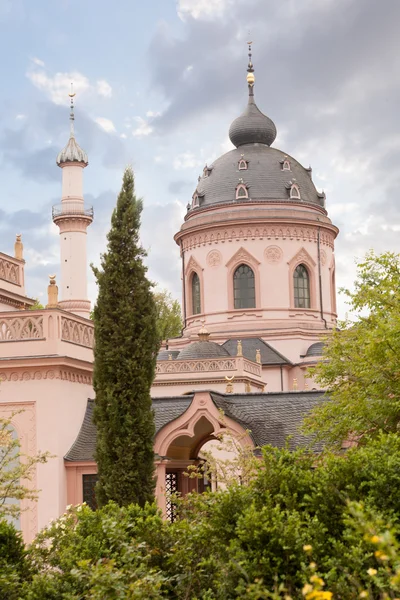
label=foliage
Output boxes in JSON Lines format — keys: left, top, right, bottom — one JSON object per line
{"left": 153, "top": 288, "right": 182, "bottom": 343}
{"left": 0, "top": 520, "right": 31, "bottom": 600}
{"left": 21, "top": 433, "right": 400, "bottom": 599}
{"left": 0, "top": 412, "right": 49, "bottom": 519}
{"left": 28, "top": 299, "right": 44, "bottom": 310}
{"left": 92, "top": 166, "right": 159, "bottom": 508}
{"left": 303, "top": 250, "right": 400, "bottom": 448}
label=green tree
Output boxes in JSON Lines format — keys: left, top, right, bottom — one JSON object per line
{"left": 92, "top": 166, "right": 159, "bottom": 508}
{"left": 153, "top": 289, "right": 182, "bottom": 343}
{"left": 303, "top": 250, "right": 400, "bottom": 448}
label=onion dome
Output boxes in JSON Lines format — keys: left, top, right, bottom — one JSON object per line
{"left": 178, "top": 322, "right": 229, "bottom": 360}
{"left": 56, "top": 88, "right": 88, "bottom": 167}
{"left": 229, "top": 43, "right": 276, "bottom": 148}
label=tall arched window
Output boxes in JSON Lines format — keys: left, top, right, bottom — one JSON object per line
{"left": 191, "top": 272, "right": 201, "bottom": 315}
{"left": 233, "top": 264, "right": 255, "bottom": 309}
{"left": 294, "top": 264, "right": 310, "bottom": 308}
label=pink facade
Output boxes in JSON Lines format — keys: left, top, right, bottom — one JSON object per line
{"left": 0, "top": 57, "right": 340, "bottom": 541}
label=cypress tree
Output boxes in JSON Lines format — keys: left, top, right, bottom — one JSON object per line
{"left": 92, "top": 166, "right": 159, "bottom": 507}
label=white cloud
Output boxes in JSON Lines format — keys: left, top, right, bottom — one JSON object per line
{"left": 173, "top": 151, "right": 202, "bottom": 170}
{"left": 146, "top": 110, "right": 161, "bottom": 118}
{"left": 95, "top": 117, "right": 116, "bottom": 133}
{"left": 120, "top": 133, "right": 127, "bottom": 139}
{"left": 177, "top": 0, "right": 233, "bottom": 20}
{"left": 97, "top": 79, "right": 112, "bottom": 98}
{"left": 27, "top": 68, "right": 90, "bottom": 105}
{"left": 15, "top": 114, "right": 26, "bottom": 120}
{"left": 31, "top": 57, "right": 45, "bottom": 67}
{"left": 132, "top": 117, "right": 153, "bottom": 137}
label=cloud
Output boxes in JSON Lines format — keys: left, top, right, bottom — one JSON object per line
{"left": 177, "top": 0, "right": 234, "bottom": 20}
{"left": 168, "top": 180, "right": 192, "bottom": 194}
{"left": 173, "top": 152, "right": 201, "bottom": 170}
{"left": 31, "top": 57, "right": 45, "bottom": 67}
{"left": 15, "top": 114, "right": 26, "bottom": 120}
{"left": 132, "top": 116, "right": 153, "bottom": 137}
{"left": 27, "top": 68, "right": 90, "bottom": 105}
{"left": 96, "top": 79, "right": 112, "bottom": 98}
{"left": 95, "top": 117, "right": 116, "bottom": 133}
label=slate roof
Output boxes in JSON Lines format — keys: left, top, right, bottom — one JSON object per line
{"left": 305, "top": 342, "right": 325, "bottom": 357}
{"left": 64, "top": 391, "right": 324, "bottom": 461}
{"left": 222, "top": 338, "right": 291, "bottom": 366}
{"left": 229, "top": 96, "right": 277, "bottom": 148}
{"left": 211, "top": 391, "right": 325, "bottom": 449}
{"left": 157, "top": 350, "right": 180, "bottom": 361}
{"left": 178, "top": 341, "right": 230, "bottom": 360}
{"left": 193, "top": 144, "right": 324, "bottom": 209}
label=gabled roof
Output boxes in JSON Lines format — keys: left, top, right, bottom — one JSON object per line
{"left": 222, "top": 338, "right": 291, "bottom": 366}
{"left": 64, "top": 391, "right": 324, "bottom": 462}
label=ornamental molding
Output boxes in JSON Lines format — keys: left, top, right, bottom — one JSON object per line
{"left": 225, "top": 246, "right": 261, "bottom": 270}
{"left": 264, "top": 245, "right": 283, "bottom": 264}
{"left": 61, "top": 316, "right": 94, "bottom": 348}
{"left": 156, "top": 358, "right": 238, "bottom": 374}
{"left": 0, "top": 315, "right": 44, "bottom": 342}
{"left": 181, "top": 224, "right": 335, "bottom": 252}
{"left": 288, "top": 246, "right": 317, "bottom": 269}
{"left": 206, "top": 249, "right": 222, "bottom": 267}
{"left": 0, "top": 367, "right": 92, "bottom": 385}
{"left": 0, "top": 256, "right": 20, "bottom": 285}
{"left": 185, "top": 255, "right": 204, "bottom": 277}
{"left": 58, "top": 300, "right": 91, "bottom": 312}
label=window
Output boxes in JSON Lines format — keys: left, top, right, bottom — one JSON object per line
{"left": 82, "top": 474, "right": 98, "bottom": 510}
{"left": 294, "top": 264, "right": 310, "bottom": 308}
{"left": 238, "top": 159, "right": 247, "bottom": 170}
{"left": 290, "top": 183, "right": 300, "bottom": 199}
{"left": 282, "top": 160, "right": 290, "bottom": 171}
{"left": 192, "top": 272, "right": 201, "bottom": 314}
{"left": 236, "top": 184, "right": 248, "bottom": 199}
{"left": 192, "top": 193, "right": 199, "bottom": 208}
{"left": 233, "top": 264, "right": 255, "bottom": 309}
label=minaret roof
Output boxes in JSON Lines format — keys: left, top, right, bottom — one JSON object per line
{"left": 229, "top": 42, "right": 277, "bottom": 148}
{"left": 56, "top": 87, "right": 88, "bottom": 167}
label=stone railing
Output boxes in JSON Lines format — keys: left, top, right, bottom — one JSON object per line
{"left": 61, "top": 316, "right": 94, "bottom": 348}
{"left": 0, "top": 256, "right": 20, "bottom": 285}
{"left": 0, "top": 315, "right": 44, "bottom": 341}
{"left": 156, "top": 358, "right": 237, "bottom": 375}
{"left": 243, "top": 359, "right": 262, "bottom": 377}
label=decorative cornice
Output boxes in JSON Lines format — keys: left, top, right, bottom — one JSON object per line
{"left": 0, "top": 366, "right": 92, "bottom": 385}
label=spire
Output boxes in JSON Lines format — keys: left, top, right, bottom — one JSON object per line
{"left": 69, "top": 83, "right": 75, "bottom": 139}
{"left": 246, "top": 41, "right": 255, "bottom": 100}
{"left": 56, "top": 84, "right": 88, "bottom": 167}
{"left": 228, "top": 42, "right": 277, "bottom": 148}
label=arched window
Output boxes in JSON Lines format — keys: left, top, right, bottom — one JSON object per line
{"left": 192, "top": 193, "right": 199, "bottom": 208}
{"left": 238, "top": 159, "right": 247, "bottom": 170}
{"left": 282, "top": 160, "right": 290, "bottom": 171}
{"left": 191, "top": 272, "right": 201, "bottom": 315}
{"left": 290, "top": 183, "right": 301, "bottom": 199}
{"left": 233, "top": 264, "right": 255, "bottom": 309}
{"left": 294, "top": 264, "right": 310, "bottom": 308}
{"left": 236, "top": 184, "right": 248, "bottom": 199}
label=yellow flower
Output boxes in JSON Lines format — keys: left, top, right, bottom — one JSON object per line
{"left": 310, "top": 562, "right": 317, "bottom": 570}
{"left": 310, "top": 575, "right": 325, "bottom": 586}
{"left": 359, "top": 592, "right": 368, "bottom": 598}
{"left": 302, "top": 583, "right": 313, "bottom": 596}
{"left": 367, "top": 568, "right": 377, "bottom": 576}
{"left": 370, "top": 535, "right": 381, "bottom": 544}
{"left": 303, "top": 545, "right": 313, "bottom": 552}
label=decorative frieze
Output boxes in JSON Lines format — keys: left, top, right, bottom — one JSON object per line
{"left": 0, "top": 369, "right": 92, "bottom": 385}
{"left": 156, "top": 358, "right": 237, "bottom": 374}
{"left": 0, "top": 316, "right": 43, "bottom": 342}
{"left": 0, "top": 256, "right": 20, "bottom": 285}
{"left": 61, "top": 317, "right": 94, "bottom": 348}
{"left": 182, "top": 225, "right": 335, "bottom": 251}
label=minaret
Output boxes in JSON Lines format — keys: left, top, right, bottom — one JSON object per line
{"left": 53, "top": 86, "right": 93, "bottom": 318}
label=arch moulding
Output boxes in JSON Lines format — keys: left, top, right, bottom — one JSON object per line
{"left": 225, "top": 247, "right": 261, "bottom": 310}
{"left": 287, "top": 247, "right": 317, "bottom": 310}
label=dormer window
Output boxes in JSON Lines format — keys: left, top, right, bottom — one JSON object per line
{"left": 290, "top": 183, "right": 301, "bottom": 199}
{"left": 203, "top": 165, "right": 212, "bottom": 177}
{"left": 236, "top": 183, "right": 248, "bottom": 199}
{"left": 192, "top": 192, "right": 199, "bottom": 207}
{"left": 238, "top": 159, "right": 248, "bottom": 170}
{"left": 282, "top": 159, "right": 290, "bottom": 171}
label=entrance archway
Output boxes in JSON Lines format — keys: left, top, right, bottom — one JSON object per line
{"left": 154, "top": 392, "right": 254, "bottom": 519}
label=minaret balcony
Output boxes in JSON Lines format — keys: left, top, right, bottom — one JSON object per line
{"left": 52, "top": 203, "right": 94, "bottom": 221}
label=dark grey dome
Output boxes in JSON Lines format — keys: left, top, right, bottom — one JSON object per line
{"left": 305, "top": 342, "right": 325, "bottom": 357}
{"left": 195, "top": 144, "right": 324, "bottom": 208}
{"left": 178, "top": 341, "right": 230, "bottom": 360}
{"left": 229, "top": 97, "right": 276, "bottom": 148}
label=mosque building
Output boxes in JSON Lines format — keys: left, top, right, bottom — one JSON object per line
{"left": 0, "top": 48, "right": 337, "bottom": 539}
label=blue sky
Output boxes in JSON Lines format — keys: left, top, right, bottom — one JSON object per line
{"left": 1, "top": 0, "right": 400, "bottom": 318}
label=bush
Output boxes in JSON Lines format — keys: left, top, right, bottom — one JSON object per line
{"left": 0, "top": 519, "right": 31, "bottom": 600}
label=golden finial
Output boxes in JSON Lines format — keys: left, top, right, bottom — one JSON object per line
{"left": 304, "top": 382, "right": 309, "bottom": 391}
{"left": 198, "top": 319, "right": 210, "bottom": 341}
{"left": 245, "top": 381, "right": 251, "bottom": 393}
{"left": 14, "top": 234, "right": 23, "bottom": 260}
{"left": 225, "top": 375, "right": 235, "bottom": 394}
{"left": 246, "top": 40, "right": 255, "bottom": 88}
{"left": 237, "top": 340, "right": 243, "bottom": 356}
{"left": 46, "top": 275, "right": 58, "bottom": 309}
{"left": 68, "top": 82, "right": 76, "bottom": 98}
{"left": 255, "top": 349, "right": 261, "bottom": 364}
{"left": 292, "top": 378, "right": 298, "bottom": 391}
{"left": 168, "top": 353, "right": 173, "bottom": 361}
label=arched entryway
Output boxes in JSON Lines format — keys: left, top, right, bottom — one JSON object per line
{"left": 154, "top": 391, "right": 254, "bottom": 519}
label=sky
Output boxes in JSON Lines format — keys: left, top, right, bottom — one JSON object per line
{"left": 1, "top": 0, "right": 400, "bottom": 319}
